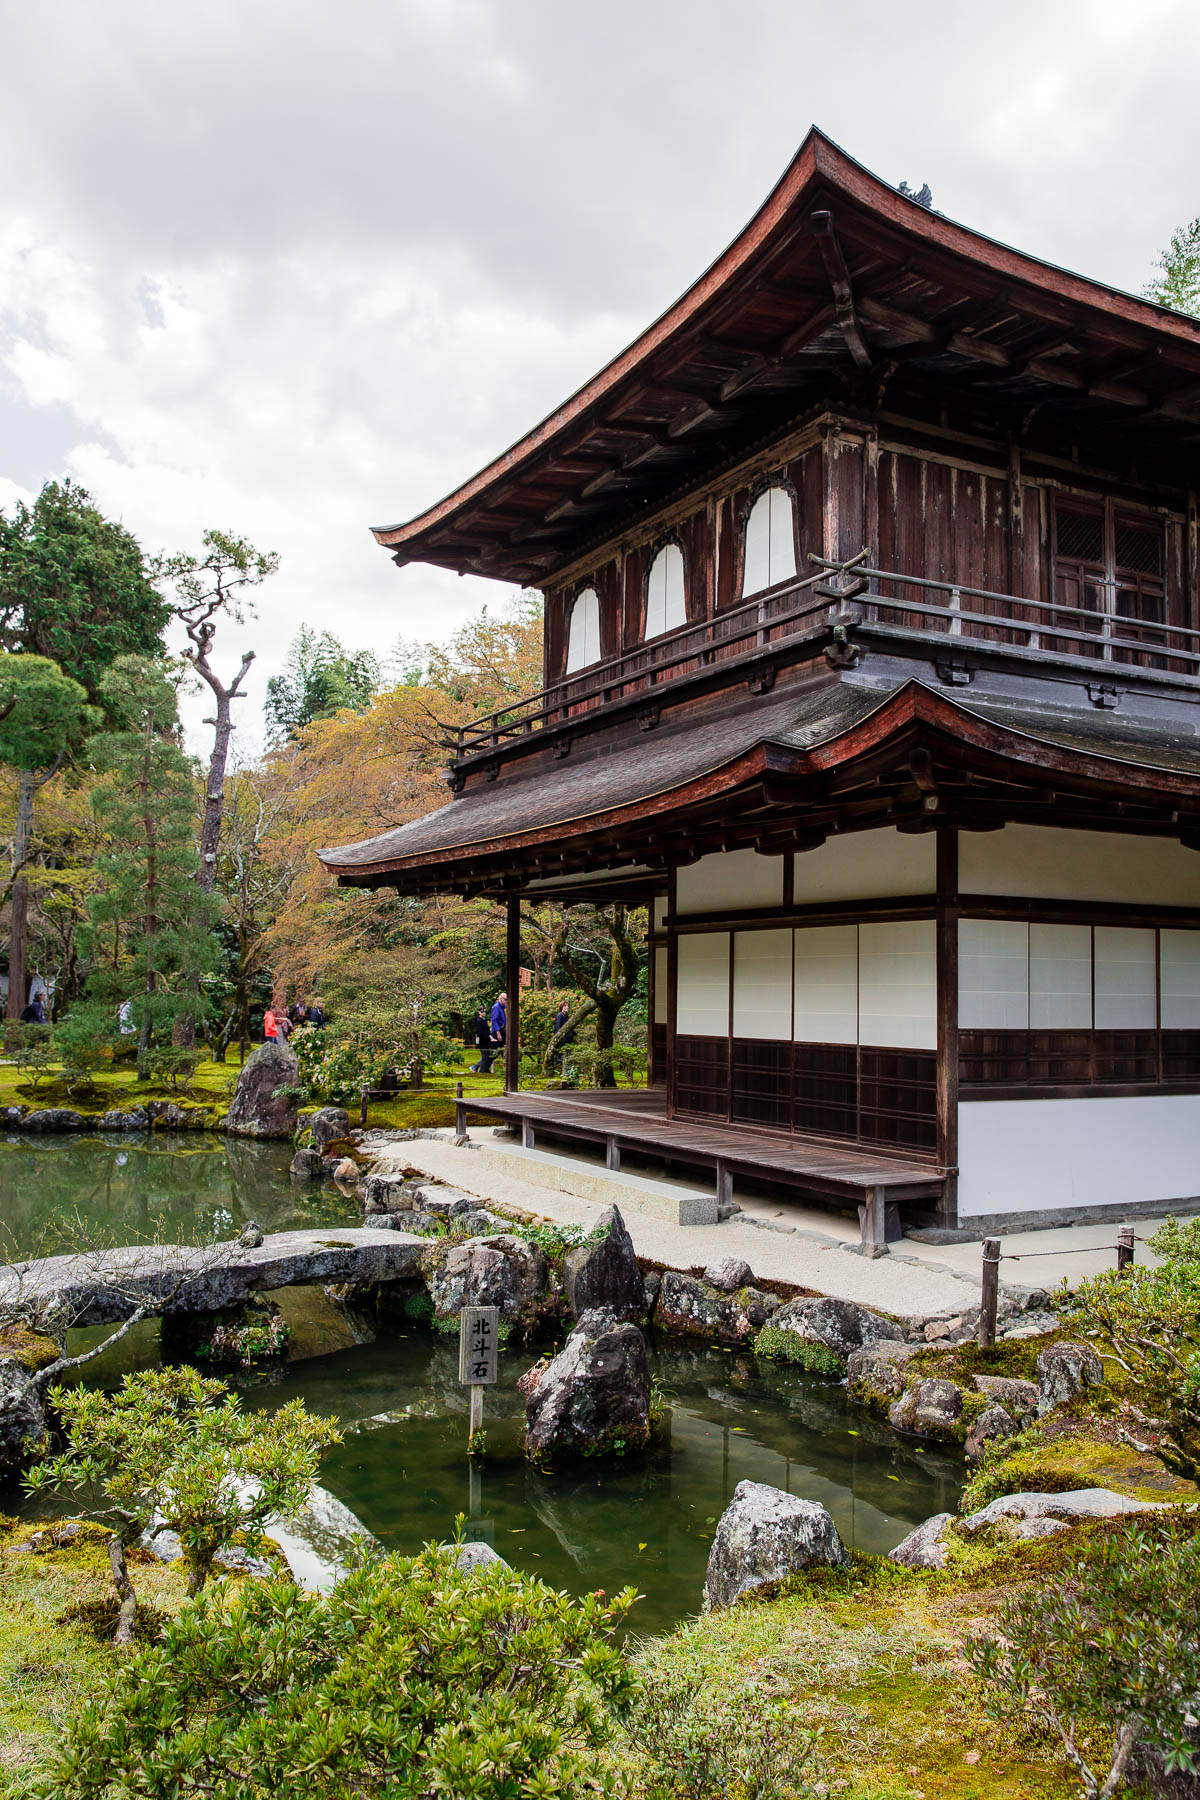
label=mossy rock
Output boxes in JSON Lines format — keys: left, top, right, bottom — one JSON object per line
{"left": 0, "top": 1325, "right": 61, "bottom": 1373}
{"left": 752, "top": 1323, "right": 843, "bottom": 1375}
{"left": 960, "top": 1426, "right": 1199, "bottom": 1513}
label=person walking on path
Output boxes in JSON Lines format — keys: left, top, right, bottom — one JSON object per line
{"left": 470, "top": 1007, "right": 493, "bottom": 1074}
{"left": 308, "top": 998, "right": 326, "bottom": 1028}
{"left": 263, "top": 1002, "right": 280, "bottom": 1041}
{"left": 489, "top": 992, "right": 507, "bottom": 1059}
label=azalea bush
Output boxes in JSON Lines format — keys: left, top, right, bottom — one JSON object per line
{"left": 34, "top": 1544, "right": 638, "bottom": 1799}
{"left": 24, "top": 1365, "right": 340, "bottom": 1641}
{"left": 1056, "top": 1215, "right": 1200, "bottom": 1478}
{"left": 291, "top": 1023, "right": 398, "bottom": 1106}
{"left": 969, "top": 1516, "right": 1200, "bottom": 1800}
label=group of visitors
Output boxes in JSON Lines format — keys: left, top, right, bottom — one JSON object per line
{"left": 470, "top": 991, "right": 508, "bottom": 1073}
{"left": 263, "top": 998, "right": 326, "bottom": 1042}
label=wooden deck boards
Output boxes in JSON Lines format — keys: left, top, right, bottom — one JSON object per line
{"left": 458, "top": 1088, "right": 945, "bottom": 1206}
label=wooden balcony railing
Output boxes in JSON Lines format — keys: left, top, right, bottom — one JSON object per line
{"left": 441, "top": 553, "right": 1200, "bottom": 761}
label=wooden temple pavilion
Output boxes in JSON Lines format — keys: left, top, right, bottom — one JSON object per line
{"left": 320, "top": 128, "right": 1200, "bottom": 1245}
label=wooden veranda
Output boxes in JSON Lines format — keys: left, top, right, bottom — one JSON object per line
{"left": 454, "top": 1086, "right": 947, "bottom": 1245}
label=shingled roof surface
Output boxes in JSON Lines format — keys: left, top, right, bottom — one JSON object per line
{"left": 318, "top": 681, "right": 887, "bottom": 871}
{"left": 957, "top": 692, "right": 1200, "bottom": 779}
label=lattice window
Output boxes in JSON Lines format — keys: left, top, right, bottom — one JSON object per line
{"left": 1056, "top": 507, "right": 1104, "bottom": 565}
{"left": 1115, "top": 518, "right": 1163, "bottom": 576}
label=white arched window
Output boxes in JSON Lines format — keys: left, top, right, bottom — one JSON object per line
{"left": 741, "top": 485, "right": 797, "bottom": 595}
{"left": 565, "top": 587, "right": 601, "bottom": 673}
{"left": 645, "top": 543, "right": 687, "bottom": 640}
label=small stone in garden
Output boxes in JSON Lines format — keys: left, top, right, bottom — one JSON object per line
{"left": 888, "top": 1377, "right": 963, "bottom": 1441}
{"left": 563, "top": 1206, "right": 645, "bottom": 1322}
{"left": 888, "top": 1512, "right": 954, "bottom": 1570}
{"left": 289, "top": 1148, "right": 325, "bottom": 1180}
{"left": 332, "top": 1157, "right": 359, "bottom": 1181}
{"left": 965, "top": 1402, "right": 1018, "bottom": 1464}
{"left": 924, "top": 1315, "right": 966, "bottom": 1342}
{"left": 238, "top": 1221, "right": 265, "bottom": 1248}
{"left": 703, "top": 1257, "right": 753, "bottom": 1293}
{"left": 452, "top": 1541, "right": 509, "bottom": 1575}
{"left": 1036, "top": 1340, "right": 1105, "bottom": 1415}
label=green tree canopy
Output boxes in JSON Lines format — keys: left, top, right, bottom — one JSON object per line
{"left": 264, "top": 625, "right": 380, "bottom": 743}
{"left": 1145, "top": 216, "right": 1200, "bottom": 317}
{"left": 79, "top": 655, "right": 220, "bottom": 1068}
{"left": 0, "top": 655, "right": 96, "bottom": 776}
{"left": 0, "top": 480, "right": 169, "bottom": 701}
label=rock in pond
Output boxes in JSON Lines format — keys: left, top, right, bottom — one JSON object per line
{"left": 222, "top": 1039, "right": 300, "bottom": 1140}
{"left": 0, "top": 1357, "right": 48, "bottom": 1478}
{"left": 703, "top": 1257, "right": 754, "bottom": 1293}
{"left": 563, "top": 1205, "right": 644, "bottom": 1322}
{"left": 430, "top": 1233, "right": 552, "bottom": 1335}
{"left": 888, "top": 1511, "right": 956, "bottom": 1570}
{"left": 888, "top": 1377, "right": 963, "bottom": 1442}
{"left": 452, "top": 1541, "right": 509, "bottom": 1575}
{"left": 290, "top": 1147, "right": 326, "bottom": 1180}
{"left": 705, "top": 1480, "right": 847, "bottom": 1610}
{"left": 1036, "top": 1340, "right": 1105, "bottom": 1416}
{"left": 525, "top": 1309, "right": 651, "bottom": 1465}
{"left": 758, "top": 1295, "right": 903, "bottom": 1373}
{"left": 655, "top": 1269, "right": 777, "bottom": 1346}
{"left": 846, "top": 1339, "right": 924, "bottom": 1401}
{"left": 309, "top": 1107, "right": 351, "bottom": 1153}
{"left": 23, "top": 1109, "right": 85, "bottom": 1133}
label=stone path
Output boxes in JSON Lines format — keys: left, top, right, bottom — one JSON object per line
{"left": 372, "top": 1133, "right": 979, "bottom": 1320}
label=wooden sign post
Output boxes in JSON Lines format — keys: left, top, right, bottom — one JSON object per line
{"left": 459, "top": 1304, "right": 499, "bottom": 1450}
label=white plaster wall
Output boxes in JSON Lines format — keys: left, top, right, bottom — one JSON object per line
{"left": 676, "top": 932, "right": 729, "bottom": 1036}
{"left": 959, "top": 1094, "right": 1200, "bottom": 1215}
{"left": 959, "top": 824, "right": 1200, "bottom": 906}
{"left": 793, "top": 923, "right": 858, "bottom": 1044}
{"left": 653, "top": 948, "right": 668, "bottom": 1026}
{"left": 793, "top": 828, "right": 934, "bottom": 904}
{"left": 733, "top": 929, "right": 792, "bottom": 1040}
{"left": 858, "top": 920, "right": 937, "bottom": 1049}
{"left": 676, "top": 848, "right": 785, "bottom": 915}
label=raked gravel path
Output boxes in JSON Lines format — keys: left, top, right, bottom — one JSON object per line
{"left": 368, "top": 1132, "right": 980, "bottom": 1320}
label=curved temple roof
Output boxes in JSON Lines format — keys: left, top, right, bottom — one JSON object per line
{"left": 372, "top": 127, "right": 1200, "bottom": 587}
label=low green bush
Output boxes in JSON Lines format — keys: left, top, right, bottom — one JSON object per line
{"left": 752, "top": 1323, "right": 842, "bottom": 1376}
{"left": 31, "top": 1544, "right": 638, "bottom": 1799}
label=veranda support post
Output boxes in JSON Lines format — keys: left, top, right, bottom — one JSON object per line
{"left": 505, "top": 895, "right": 520, "bottom": 1095}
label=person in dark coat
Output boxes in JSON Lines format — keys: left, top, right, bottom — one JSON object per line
{"left": 470, "top": 1008, "right": 494, "bottom": 1074}
{"left": 20, "top": 995, "right": 46, "bottom": 1025}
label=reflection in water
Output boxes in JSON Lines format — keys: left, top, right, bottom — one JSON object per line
{"left": 0, "top": 1132, "right": 360, "bottom": 1257}
{"left": 40, "top": 1323, "right": 959, "bottom": 1634}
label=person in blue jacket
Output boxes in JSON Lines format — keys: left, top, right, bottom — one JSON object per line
{"left": 489, "top": 991, "right": 507, "bottom": 1068}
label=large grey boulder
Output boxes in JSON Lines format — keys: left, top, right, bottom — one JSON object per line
{"left": 223, "top": 1040, "right": 300, "bottom": 1139}
{"left": 763, "top": 1295, "right": 903, "bottom": 1371}
{"left": 430, "top": 1233, "right": 551, "bottom": 1333}
{"left": 563, "top": 1206, "right": 644, "bottom": 1322}
{"left": 847, "top": 1338, "right": 924, "bottom": 1400}
{"left": 973, "top": 1374, "right": 1038, "bottom": 1424}
{"left": 0, "top": 1357, "right": 48, "bottom": 1477}
{"left": 704, "top": 1480, "right": 848, "bottom": 1610}
{"left": 310, "top": 1107, "right": 351, "bottom": 1152}
{"left": 290, "top": 1148, "right": 326, "bottom": 1179}
{"left": 656, "top": 1269, "right": 777, "bottom": 1345}
{"left": 888, "top": 1511, "right": 955, "bottom": 1570}
{"left": 525, "top": 1309, "right": 651, "bottom": 1464}
{"left": 452, "top": 1541, "right": 509, "bottom": 1575}
{"left": 23, "top": 1109, "right": 85, "bottom": 1133}
{"left": 362, "top": 1170, "right": 413, "bottom": 1212}
{"left": 1036, "top": 1340, "right": 1105, "bottom": 1415}
{"left": 965, "top": 1403, "right": 1019, "bottom": 1464}
{"left": 960, "top": 1488, "right": 1162, "bottom": 1536}
{"left": 888, "top": 1377, "right": 963, "bottom": 1441}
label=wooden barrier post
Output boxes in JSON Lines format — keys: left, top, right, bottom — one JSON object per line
{"left": 459, "top": 1304, "right": 499, "bottom": 1454}
{"left": 455, "top": 1080, "right": 466, "bottom": 1141}
{"left": 978, "top": 1237, "right": 1001, "bottom": 1348}
{"left": 1116, "top": 1225, "right": 1135, "bottom": 1274}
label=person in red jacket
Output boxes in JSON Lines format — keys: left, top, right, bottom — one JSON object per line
{"left": 263, "top": 1003, "right": 279, "bottom": 1040}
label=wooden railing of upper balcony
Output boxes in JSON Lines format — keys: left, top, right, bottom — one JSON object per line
{"left": 440, "top": 553, "right": 1200, "bottom": 760}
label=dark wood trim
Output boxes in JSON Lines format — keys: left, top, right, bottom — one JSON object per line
{"left": 671, "top": 894, "right": 939, "bottom": 932}
{"left": 665, "top": 866, "right": 679, "bottom": 1119}
{"left": 959, "top": 1025, "right": 1200, "bottom": 1095}
{"left": 505, "top": 896, "right": 520, "bottom": 1095}
{"left": 959, "top": 894, "right": 1200, "bottom": 929}
{"left": 935, "top": 828, "right": 960, "bottom": 1224}
{"left": 962, "top": 1081, "right": 1200, "bottom": 1102}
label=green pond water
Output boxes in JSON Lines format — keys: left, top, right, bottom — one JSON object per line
{"left": 0, "top": 1135, "right": 961, "bottom": 1633}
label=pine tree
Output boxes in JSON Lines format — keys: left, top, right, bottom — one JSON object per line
{"left": 79, "top": 657, "right": 219, "bottom": 1077}
{"left": 1145, "top": 216, "right": 1200, "bottom": 317}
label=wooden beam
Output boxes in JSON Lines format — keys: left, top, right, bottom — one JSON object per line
{"left": 505, "top": 896, "right": 520, "bottom": 1095}
{"left": 811, "top": 211, "right": 872, "bottom": 369}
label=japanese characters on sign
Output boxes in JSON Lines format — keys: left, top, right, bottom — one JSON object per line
{"left": 458, "top": 1304, "right": 499, "bottom": 1386}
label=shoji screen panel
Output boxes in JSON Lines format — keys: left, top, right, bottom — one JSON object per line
{"left": 858, "top": 920, "right": 937, "bottom": 1050}
{"left": 793, "top": 924, "right": 857, "bottom": 1045}
{"left": 1030, "top": 923, "right": 1093, "bottom": 1028}
{"left": 1094, "top": 926, "right": 1157, "bottom": 1028}
{"left": 959, "top": 919, "right": 1029, "bottom": 1029}
{"left": 733, "top": 930, "right": 792, "bottom": 1040}
{"left": 1160, "top": 929, "right": 1200, "bottom": 1029}
{"left": 676, "top": 933, "right": 730, "bottom": 1037}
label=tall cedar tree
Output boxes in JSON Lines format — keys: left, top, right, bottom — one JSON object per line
{"left": 0, "top": 657, "right": 97, "bottom": 962}
{"left": 80, "top": 658, "right": 218, "bottom": 1074}
{"left": 0, "top": 482, "right": 167, "bottom": 1016}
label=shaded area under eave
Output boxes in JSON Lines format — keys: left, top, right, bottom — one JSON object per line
{"left": 319, "top": 678, "right": 1200, "bottom": 893}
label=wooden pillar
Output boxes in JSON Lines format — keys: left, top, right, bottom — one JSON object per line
{"left": 665, "top": 869, "right": 678, "bottom": 1118}
{"left": 935, "top": 828, "right": 959, "bottom": 1229}
{"left": 505, "top": 894, "right": 520, "bottom": 1095}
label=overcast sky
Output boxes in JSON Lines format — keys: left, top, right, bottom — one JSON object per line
{"left": 2, "top": 0, "right": 1198, "bottom": 751}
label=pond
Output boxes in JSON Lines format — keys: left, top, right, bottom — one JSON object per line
{"left": 0, "top": 1135, "right": 961, "bottom": 1633}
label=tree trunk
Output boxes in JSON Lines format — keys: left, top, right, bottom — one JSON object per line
{"left": 107, "top": 1533, "right": 138, "bottom": 1646}
{"left": 6, "top": 770, "right": 36, "bottom": 1021}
